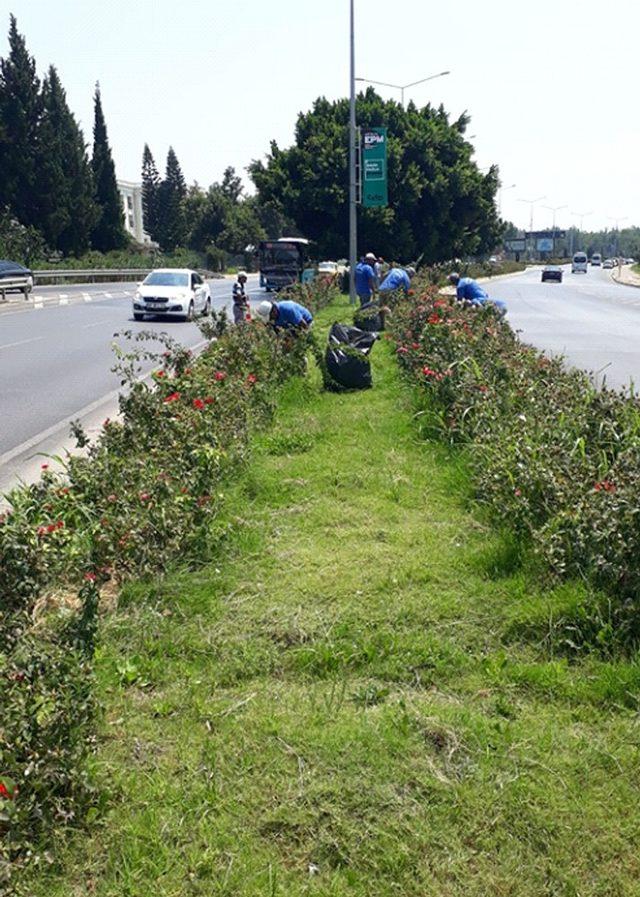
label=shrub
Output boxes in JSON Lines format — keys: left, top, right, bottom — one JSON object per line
{"left": 387, "top": 279, "right": 640, "bottom": 636}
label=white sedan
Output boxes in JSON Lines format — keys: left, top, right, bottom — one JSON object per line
{"left": 133, "top": 268, "right": 211, "bottom": 322}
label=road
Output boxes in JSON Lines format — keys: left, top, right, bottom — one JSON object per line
{"left": 0, "top": 275, "right": 262, "bottom": 495}
{"left": 490, "top": 265, "right": 640, "bottom": 391}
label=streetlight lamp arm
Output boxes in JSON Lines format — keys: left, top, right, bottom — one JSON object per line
{"left": 355, "top": 77, "right": 402, "bottom": 90}
{"left": 403, "top": 70, "right": 451, "bottom": 89}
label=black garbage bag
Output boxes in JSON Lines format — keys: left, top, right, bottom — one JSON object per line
{"left": 354, "top": 300, "right": 384, "bottom": 332}
{"left": 324, "top": 322, "right": 378, "bottom": 391}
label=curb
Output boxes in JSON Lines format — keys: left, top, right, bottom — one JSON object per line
{"left": 611, "top": 266, "right": 640, "bottom": 289}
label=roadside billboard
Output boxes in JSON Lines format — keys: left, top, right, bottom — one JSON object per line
{"left": 505, "top": 239, "right": 526, "bottom": 252}
{"left": 537, "top": 238, "right": 554, "bottom": 252}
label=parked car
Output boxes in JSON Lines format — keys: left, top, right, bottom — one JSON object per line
{"left": 317, "top": 261, "right": 339, "bottom": 284}
{"left": 541, "top": 265, "right": 563, "bottom": 283}
{"left": 571, "top": 252, "right": 588, "bottom": 274}
{"left": 0, "top": 259, "right": 33, "bottom": 294}
{"left": 132, "top": 269, "right": 211, "bottom": 322}
{"left": 591, "top": 253, "right": 602, "bottom": 266}
{"left": 602, "top": 259, "right": 614, "bottom": 269}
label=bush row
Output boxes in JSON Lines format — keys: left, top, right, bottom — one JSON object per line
{"left": 386, "top": 282, "right": 640, "bottom": 643}
{"left": 0, "top": 282, "right": 336, "bottom": 887}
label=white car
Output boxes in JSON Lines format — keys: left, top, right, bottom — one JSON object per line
{"left": 133, "top": 269, "right": 211, "bottom": 322}
{"left": 571, "top": 252, "right": 588, "bottom": 273}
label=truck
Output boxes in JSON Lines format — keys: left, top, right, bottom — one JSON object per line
{"left": 257, "top": 238, "right": 313, "bottom": 291}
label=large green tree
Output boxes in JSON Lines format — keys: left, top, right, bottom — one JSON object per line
{"left": 39, "top": 66, "right": 96, "bottom": 255}
{"left": 249, "top": 89, "right": 502, "bottom": 263}
{"left": 141, "top": 142, "right": 160, "bottom": 242}
{"left": 91, "top": 84, "right": 127, "bottom": 251}
{"left": 0, "top": 16, "right": 42, "bottom": 229}
{"left": 156, "top": 146, "right": 187, "bottom": 252}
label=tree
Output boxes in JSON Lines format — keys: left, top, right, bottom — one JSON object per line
{"left": 249, "top": 89, "right": 503, "bottom": 263}
{"left": 91, "top": 84, "right": 127, "bottom": 251}
{"left": 156, "top": 146, "right": 187, "bottom": 252}
{"left": 0, "top": 205, "right": 46, "bottom": 263}
{"left": 141, "top": 143, "right": 160, "bottom": 241}
{"left": 39, "top": 66, "right": 96, "bottom": 256}
{"left": 0, "top": 16, "right": 42, "bottom": 228}
{"left": 220, "top": 166, "right": 243, "bottom": 203}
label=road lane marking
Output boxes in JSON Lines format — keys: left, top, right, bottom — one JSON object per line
{"left": 0, "top": 336, "right": 45, "bottom": 351}
{"left": 59, "top": 293, "right": 69, "bottom": 299}
{"left": 104, "top": 292, "right": 113, "bottom": 298}
{"left": 82, "top": 319, "right": 116, "bottom": 329}
{"left": 34, "top": 303, "right": 43, "bottom": 309}
{"left": 83, "top": 293, "right": 92, "bottom": 302}
{"left": 0, "top": 337, "right": 209, "bottom": 471}
{"left": 59, "top": 298, "right": 69, "bottom": 305}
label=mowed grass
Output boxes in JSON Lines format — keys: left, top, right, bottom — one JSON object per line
{"left": 26, "top": 296, "right": 640, "bottom": 897}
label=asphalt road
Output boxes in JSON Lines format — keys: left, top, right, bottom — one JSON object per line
{"left": 0, "top": 275, "right": 262, "bottom": 494}
{"left": 491, "top": 265, "right": 640, "bottom": 391}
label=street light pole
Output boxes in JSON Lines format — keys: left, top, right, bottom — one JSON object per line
{"left": 517, "top": 196, "right": 546, "bottom": 259}
{"left": 355, "top": 70, "right": 450, "bottom": 108}
{"left": 542, "top": 204, "right": 567, "bottom": 257}
{"left": 498, "top": 183, "right": 516, "bottom": 218}
{"left": 570, "top": 210, "right": 592, "bottom": 253}
{"left": 348, "top": 0, "right": 357, "bottom": 305}
{"left": 607, "top": 216, "right": 628, "bottom": 257}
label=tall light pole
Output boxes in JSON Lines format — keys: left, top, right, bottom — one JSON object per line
{"left": 348, "top": 0, "right": 357, "bottom": 304}
{"left": 498, "top": 183, "right": 516, "bottom": 218}
{"left": 571, "top": 210, "right": 592, "bottom": 253}
{"left": 543, "top": 204, "right": 567, "bottom": 257}
{"left": 355, "top": 70, "right": 450, "bottom": 107}
{"left": 607, "top": 216, "right": 628, "bottom": 257}
{"left": 518, "top": 195, "right": 546, "bottom": 259}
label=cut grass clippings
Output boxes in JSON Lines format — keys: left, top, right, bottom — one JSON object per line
{"left": 23, "top": 295, "right": 640, "bottom": 897}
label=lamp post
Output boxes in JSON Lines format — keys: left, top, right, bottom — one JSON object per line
{"left": 518, "top": 196, "right": 546, "bottom": 259}
{"left": 498, "top": 183, "right": 516, "bottom": 218}
{"left": 543, "top": 204, "right": 567, "bottom": 257}
{"left": 355, "top": 70, "right": 450, "bottom": 107}
{"left": 570, "top": 210, "right": 592, "bottom": 253}
{"left": 348, "top": 0, "right": 357, "bottom": 304}
{"left": 607, "top": 216, "right": 628, "bottom": 258}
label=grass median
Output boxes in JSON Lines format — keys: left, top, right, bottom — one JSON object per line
{"left": 26, "top": 294, "right": 640, "bottom": 897}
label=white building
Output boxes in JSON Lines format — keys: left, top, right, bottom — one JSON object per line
{"left": 117, "top": 180, "right": 150, "bottom": 244}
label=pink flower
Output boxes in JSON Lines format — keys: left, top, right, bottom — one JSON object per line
{"left": 246, "top": 374, "right": 258, "bottom": 385}
{"left": 41, "top": 463, "right": 49, "bottom": 470}
{"left": 214, "top": 371, "right": 226, "bottom": 382}
{"left": 83, "top": 572, "right": 97, "bottom": 583}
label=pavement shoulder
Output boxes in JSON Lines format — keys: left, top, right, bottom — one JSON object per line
{"left": 611, "top": 265, "right": 640, "bottom": 289}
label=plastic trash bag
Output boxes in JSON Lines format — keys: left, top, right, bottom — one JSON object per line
{"left": 324, "top": 322, "right": 378, "bottom": 390}
{"left": 353, "top": 300, "right": 384, "bottom": 332}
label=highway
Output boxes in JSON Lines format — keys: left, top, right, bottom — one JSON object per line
{"left": 0, "top": 275, "right": 262, "bottom": 495}
{"left": 491, "top": 265, "right": 640, "bottom": 391}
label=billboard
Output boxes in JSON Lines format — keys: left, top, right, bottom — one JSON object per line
{"left": 505, "top": 239, "right": 526, "bottom": 252}
{"left": 362, "top": 128, "right": 388, "bottom": 208}
{"left": 537, "top": 238, "right": 554, "bottom": 252}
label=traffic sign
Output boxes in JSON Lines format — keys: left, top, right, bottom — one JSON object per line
{"left": 362, "top": 128, "right": 388, "bottom": 208}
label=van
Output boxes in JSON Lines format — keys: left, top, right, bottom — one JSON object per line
{"left": 572, "top": 252, "right": 588, "bottom": 274}
{"left": 591, "top": 253, "right": 602, "bottom": 266}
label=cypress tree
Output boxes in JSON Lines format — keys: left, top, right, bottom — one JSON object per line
{"left": 40, "top": 68, "right": 97, "bottom": 256}
{"left": 141, "top": 143, "right": 160, "bottom": 241}
{"left": 0, "top": 15, "right": 42, "bottom": 228}
{"left": 156, "top": 146, "right": 187, "bottom": 252}
{"left": 91, "top": 84, "right": 127, "bottom": 251}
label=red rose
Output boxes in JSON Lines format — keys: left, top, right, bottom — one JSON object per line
{"left": 204, "top": 397, "right": 214, "bottom": 405}
{"left": 83, "top": 572, "right": 97, "bottom": 582}
{"left": 41, "top": 463, "right": 49, "bottom": 470}
{"left": 214, "top": 371, "right": 226, "bottom": 382}
{"left": 246, "top": 374, "right": 257, "bottom": 385}
{"left": 193, "top": 398, "right": 205, "bottom": 409}
{"left": 139, "top": 492, "right": 151, "bottom": 503}
{"left": 0, "top": 782, "right": 14, "bottom": 800}
{"left": 163, "top": 392, "right": 181, "bottom": 403}
{"left": 154, "top": 370, "right": 166, "bottom": 378}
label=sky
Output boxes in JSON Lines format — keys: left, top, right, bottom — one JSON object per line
{"left": 5, "top": 0, "right": 639, "bottom": 233}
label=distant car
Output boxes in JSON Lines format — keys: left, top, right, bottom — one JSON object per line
{"left": 571, "top": 252, "right": 588, "bottom": 274}
{"left": 0, "top": 259, "right": 33, "bottom": 293}
{"left": 541, "top": 265, "right": 563, "bottom": 283}
{"left": 591, "top": 253, "right": 602, "bottom": 266}
{"left": 626, "top": 258, "right": 635, "bottom": 265}
{"left": 602, "top": 259, "right": 614, "bottom": 269}
{"left": 317, "top": 261, "right": 339, "bottom": 284}
{"left": 132, "top": 268, "right": 211, "bottom": 322}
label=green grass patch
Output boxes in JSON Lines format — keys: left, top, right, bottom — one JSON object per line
{"left": 23, "top": 295, "right": 640, "bottom": 897}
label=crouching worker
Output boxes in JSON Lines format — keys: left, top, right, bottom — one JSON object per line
{"left": 448, "top": 272, "right": 507, "bottom": 315}
{"left": 256, "top": 299, "right": 313, "bottom": 331}
{"left": 379, "top": 265, "right": 416, "bottom": 297}
{"left": 232, "top": 271, "right": 250, "bottom": 324}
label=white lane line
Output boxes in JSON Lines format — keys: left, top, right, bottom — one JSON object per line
{"left": 82, "top": 319, "right": 115, "bottom": 329}
{"left": 83, "top": 293, "right": 92, "bottom": 302}
{"left": 0, "top": 337, "right": 209, "bottom": 470}
{"left": 104, "top": 292, "right": 113, "bottom": 298}
{"left": 59, "top": 293, "right": 69, "bottom": 299}
{"left": 59, "top": 299, "right": 69, "bottom": 306}
{"left": 0, "top": 336, "right": 45, "bottom": 351}
{"left": 34, "top": 303, "right": 43, "bottom": 309}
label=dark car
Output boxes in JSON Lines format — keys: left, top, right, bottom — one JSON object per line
{"left": 0, "top": 259, "right": 33, "bottom": 293}
{"left": 541, "top": 265, "right": 563, "bottom": 283}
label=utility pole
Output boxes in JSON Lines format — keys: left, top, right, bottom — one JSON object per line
{"left": 543, "top": 204, "right": 567, "bottom": 257}
{"left": 607, "top": 216, "right": 628, "bottom": 257}
{"left": 571, "top": 211, "right": 592, "bottom": 253}
{"left": 348, "top": 0, "right": 357, "bottom": 304}
{"left": 518, "top": 196, "right": 545, "bottom": 259}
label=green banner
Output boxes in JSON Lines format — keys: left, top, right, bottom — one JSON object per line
{"left": 362, "top": 127, "right": 388, "bottom": 208}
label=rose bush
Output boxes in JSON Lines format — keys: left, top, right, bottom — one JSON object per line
{"left": 0, "top": 282, "right": 333, "bottom": 886}
{"left": 387, "top": 279, "right": 640, "bottom": 639}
